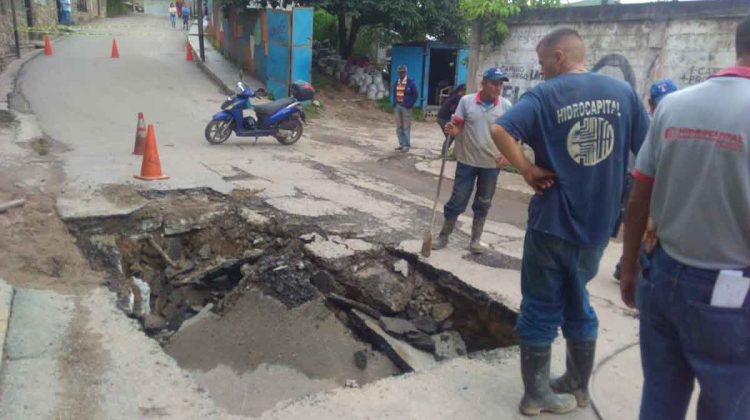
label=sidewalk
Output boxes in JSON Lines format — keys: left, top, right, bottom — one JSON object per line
{"left": 415, "top": 158, "right": 535, "bottom": 196}
{"left": 187, "top": 23, "right": 263, "bottom": 94}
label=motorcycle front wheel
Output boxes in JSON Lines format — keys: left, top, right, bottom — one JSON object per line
{"left": 205, "top": 120, "right": 234, "bottom": 144}
{"left": 274, "top": 117, "right": 303, "bottom": 146}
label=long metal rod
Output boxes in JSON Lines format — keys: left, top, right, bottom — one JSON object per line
{"left": 197, "top": 0, "right": 204, "bottom": 61}
{"left": 9, "top": 0, "right": 21, "bottom": 58}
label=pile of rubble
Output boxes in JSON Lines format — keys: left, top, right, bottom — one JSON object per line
{"left": 313, "top": 40, "right": 389, "bottom": 101}
{"left": 68, "top": 194, "right": 517, "bottom": 374}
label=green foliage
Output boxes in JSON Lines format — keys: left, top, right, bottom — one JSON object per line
{"left": 106, "top": 0, "right": 128, "bottom": 16}
{"left": 313, "top": 9, "right": 338, "bottom": 45}
{"left": 315, "top": 0, "right": 468, "bottom": 58}
{"left": 459, "top": 0, "right": 560, "bottom": 44}
{"left": 312, "top": 69, "right": 343, "bottom": 91}
{"left": 377, "top": 96, "right": 393, "bottom": 114}
{"left": 220, "top": 0, "right": 309, "bottom": 14}
{"left": 303, "top": 102, "right": 323, "bottom": 119}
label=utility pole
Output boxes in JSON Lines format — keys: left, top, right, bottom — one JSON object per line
{"left": 9, "top": 0, "right": 21, "bottom": 58}
{"left": 197, "top": 0, "right": 205, "bottom": 61}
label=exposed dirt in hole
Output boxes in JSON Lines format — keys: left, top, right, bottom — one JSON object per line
{"left": 0, "top": 163, "right": 99, "bottom": 293}
{"left": 67, "top": 190, "right": 519, "bottom": 416}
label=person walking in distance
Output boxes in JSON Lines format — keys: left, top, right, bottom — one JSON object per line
{"left": 393, "top": 65, "right": 418, "bottom": 153}
{"left": 181, "top": 3, "right": 190, "bottom": 30}
{"left": 169, "top": 2, "right": 177, "bottom": 28}
{"left": 434, "top": 69, "right": 512, "bottom": 254}
{"left": 621, "top": 14, "right": 750, "bottom": 420}
{"left": 490, "top": 28, "right": 649, "bottom": 415}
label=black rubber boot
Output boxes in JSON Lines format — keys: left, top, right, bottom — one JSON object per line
{"left": 520, "top": 345, "right": 578, "bottom": 416}
{"left": 468, "top": 216, "right": 486, "bottom": 254}
{"left": 550, "top": 340, "right": 596, "bottom": 407}
{"left": 431, "top": 218, "right": 456, "bottom": 250}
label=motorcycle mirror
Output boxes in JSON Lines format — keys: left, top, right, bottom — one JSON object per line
{"left": 236, "top": 82, "right": 249, "bottom": 94}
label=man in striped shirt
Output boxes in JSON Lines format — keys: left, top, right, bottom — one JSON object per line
{"left": 393, "top": 65, "right": 418, "bottom": 152}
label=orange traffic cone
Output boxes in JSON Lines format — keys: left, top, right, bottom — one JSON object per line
{"left": 134, "top": 125, "right": 169, "bottom": 181}
{"left": 132, "top": 112, "right": 147, "bottom": 155}
{"left": 44, "top": 36, "right": 52, "bottom": 56}
{"left": 111, "top": 39, "right": 120, "bottom": 59}
{"left": 185, "top": 43, "right": 194, "bottom": 61}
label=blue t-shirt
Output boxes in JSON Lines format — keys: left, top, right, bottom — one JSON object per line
{"left": 496, "top": 72, "right": 649, "bottom": 246}
{"left": 181, "top": 6, "right": 189, "bottom": 16}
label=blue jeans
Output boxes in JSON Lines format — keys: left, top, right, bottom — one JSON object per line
{"left": 443, "top": 161, "right": 499, "bottom": 220}
{"left": 517, "top": 229, "right": 606, "bottom": 346}
{"left": 394, "top": 104, "right": 412, "bottom": 148}
{"left": 637, "top": 246, "right": 750, "bottom": 420}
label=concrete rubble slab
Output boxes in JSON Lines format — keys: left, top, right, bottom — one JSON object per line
{"left": 56, "top": 194, "right": 146, "bottom": 221}
{"left": 350, "top": 309, "right": 436, "bottom": 373}
{"left": 304, "top": 233, "right": 375, "bottom": 260}
{"left": 0, "top": 279, "right": 13, "bottom": 373}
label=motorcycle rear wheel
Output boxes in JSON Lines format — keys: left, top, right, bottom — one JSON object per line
{"left": 205, "top": 120, "right": 234, "bottom": 144}
{"left": 274, "top": 117, "right": 303, "bottom": 146}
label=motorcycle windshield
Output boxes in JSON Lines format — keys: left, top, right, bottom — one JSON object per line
{"left": 222, "top": 98, "right": 239, "bottom": 110}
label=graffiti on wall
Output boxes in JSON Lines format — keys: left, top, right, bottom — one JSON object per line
{"left": 498, "top": 64, "right": 543, "bottom": 82}
{"left": 497, "top": 53, "right": 637, "bottom": 103}
{"left": 679, "top": 66, "right": 721, "bottom": 86}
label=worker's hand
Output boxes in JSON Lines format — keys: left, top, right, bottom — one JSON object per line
{"left": 521, "top": 165, "right": 555, "bottom": 195}
{"left": 496, "top": 155, "right": 510, "bottom": 169}
{"left": 619, "top": 264, "right": 639, "bottom": 309}
{"left": 444, "top": 122, "right": 461, "bottom": 137}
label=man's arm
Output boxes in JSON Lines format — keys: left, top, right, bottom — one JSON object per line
{"left": 620, "top": 178, "right": 653, "bottom": 308}
{"left": 444, "top": 97, "right": 466, "bottom": 137}
{"left": 490, "top": 124, "right": 554, "bottom": 194}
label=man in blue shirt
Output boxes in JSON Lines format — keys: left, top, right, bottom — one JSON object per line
{"left": 181, "top": 4, "right": 190, "bottom": 30}
{"left": 491, "top": 28, "right": 649, "bottom": 416}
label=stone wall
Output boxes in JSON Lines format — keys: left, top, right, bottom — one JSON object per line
{"left": 0, "top": 0, "right": 105, "bottom": 60}
{"left": 0, "top": 4, "right": 29, "bottom": 58}
{"left": 477, "top": 0, "right": 748, "bottom": 103}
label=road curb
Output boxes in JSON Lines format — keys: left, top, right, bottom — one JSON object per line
{"left": 186, "top": 28, "right": 233, "bottom": 95}
{"left": 0, "top": 278, "right": 15, "bottom": 372}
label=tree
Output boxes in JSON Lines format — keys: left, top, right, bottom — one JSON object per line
{"left": 460, "top": 0, "right": 560, "bottom": 44}
{"left": 459, "top": 0, "right": 560, "bottom": 90}
{"left": 314, "top": 0, "right": 468, "bottom": 58}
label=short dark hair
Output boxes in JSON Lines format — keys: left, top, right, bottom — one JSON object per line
{"left": 737, "top": 14, "right": 750, "bottom": 57}
{"left": 536, "top": 28, "right": 582, "bottom": 51}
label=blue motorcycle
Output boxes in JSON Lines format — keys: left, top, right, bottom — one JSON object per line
{"left": 205, "top": 81, "right": 314, "bottom": 146}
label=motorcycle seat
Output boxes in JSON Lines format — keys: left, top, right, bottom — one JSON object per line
{"left": 255, "top": 97, "right": 296, "bottom": 120}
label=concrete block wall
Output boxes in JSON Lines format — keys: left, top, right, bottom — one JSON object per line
{"left": 0, "top": 8, "right": 29, "bottom": 57}
{"left": 478, "top": 0, "right": 747, "bottom": 103}
{"left": 0, "top": 0, "right": 106, "bottom": 59}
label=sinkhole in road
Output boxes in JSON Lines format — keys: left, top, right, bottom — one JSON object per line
{"left": 67, "top": 190, "right": 519, "bottom": 416}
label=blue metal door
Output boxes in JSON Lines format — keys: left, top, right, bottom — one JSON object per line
{"left": 291, "top": 7, "right": 313, "bottom": 87}
{"left": 455, "top": 48, "right": 469, "bottom": 87}
{"left": 390, "top": 46, "right": 424, "bottom": 107}
{"left": 266, "top": 9, "right": 291, "bottom": 99}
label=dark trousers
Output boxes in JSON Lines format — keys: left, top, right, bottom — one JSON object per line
{"left": 637, "top": 246, "right": 750, "bottom": 420}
